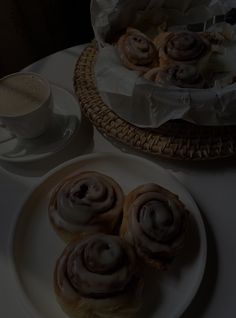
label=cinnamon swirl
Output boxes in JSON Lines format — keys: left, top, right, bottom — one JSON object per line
{"left": 48, "top": 171, "right": 124, "bottom": 242}
{"left": 144, "top": 64, "right": 206, "bottom": 89}
{"left": 120, "top": 184, "right": 189, "bottom": 270}
{"left": 156, "top": 31, "right": 211, "bottom": 71}
{"left": 54, "top": 234, "right": 143, "bottom": 318}
{"left": 116, "top": 28, "right": 159, "bottom": 73}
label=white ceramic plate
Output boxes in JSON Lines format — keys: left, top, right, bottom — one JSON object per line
{"left": 0, "top": 85, "right": 81, "bottom": 163}
{"left": 9, "top": 153, "right": 207, "bottom": 318}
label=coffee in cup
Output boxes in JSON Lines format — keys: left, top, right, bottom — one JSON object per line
{"left": 0, "top": 72, "right": 53, "bottom": 139}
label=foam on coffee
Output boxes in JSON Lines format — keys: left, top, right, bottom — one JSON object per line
{"left": 0, "top": 74, "right": 49, "bottom": 116}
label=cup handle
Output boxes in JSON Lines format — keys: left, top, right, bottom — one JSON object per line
{"left": 0, "top": 120, "right": 15, "bottom": 143}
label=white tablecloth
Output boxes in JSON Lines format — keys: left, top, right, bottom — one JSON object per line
{"left": 0, "top": 45, "right": 236, "bottom": 318}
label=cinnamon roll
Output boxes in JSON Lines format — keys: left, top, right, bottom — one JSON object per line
{"left": 144, "top": 64, "right": 206, "bottom": 89}
{"left": 120, "top": 184, "right": 189, "bottom": 270}
{"left": 116, "top": 28, "right": 159, "bottom": 73}
{"left": 49, "top": 171, "right": 124, "bottom": 242}
{"left": 201, "top": 24, "right": 233, "bottom": 47}
{"left": 201, "top": 32, "right": 228, "bottom": 46}
{"left": 54, "top": 234, "right": 143, "bottom": 318}
{"left": 156, "top": 31, "right": 211, "bottom": 71}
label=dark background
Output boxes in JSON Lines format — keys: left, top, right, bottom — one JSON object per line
{"left": 0, "top": 0, "right": 94, "bottom": 77}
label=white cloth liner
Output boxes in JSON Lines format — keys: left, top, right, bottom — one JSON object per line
{"left": 91, "top": 0, "right": 236, "bottom": 127}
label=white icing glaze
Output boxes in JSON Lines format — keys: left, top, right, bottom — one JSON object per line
{"left": 84, "top": 238, "right": 124, "bottom": 273}
{"left": 126, "top": 185, "right": 188, "bottom": 258}
{"left": 58, "top": 176, "right": 115, "bottom": 224}
{"left": 55, "top": 235, "right": 137, "bottom": 300}
{"left": 49, "top": 172, "right": 121, "bottom": 234}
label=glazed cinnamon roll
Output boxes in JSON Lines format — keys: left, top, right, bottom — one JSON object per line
{"left": 116, "top": 28, "right": 159, "bottom": 73}
{"left": 144, "top": 64, "right": 206, "bottom": 89}
{"left": 49, "top": 171, "right": 124, "bottom": 242}
{"left": 156, "top": 31, "right": 211, "bottom": 71}
{"left": 54, "top": 234, "right": 143, "bottom": 318}
{"left": 120, "top": 184, "right": 189, "bottom": 270}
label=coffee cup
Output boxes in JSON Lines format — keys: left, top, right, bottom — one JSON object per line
{"left": 0, "top": 72, "right": 53, "bottom": 139}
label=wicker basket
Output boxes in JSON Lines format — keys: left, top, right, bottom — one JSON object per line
{"left": 74, "top": 42, "right": 236, "bottom": 160}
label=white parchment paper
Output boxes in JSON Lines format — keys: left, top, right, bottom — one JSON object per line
{"left": 91, "top": 0, "right": 236, "bottom": 127}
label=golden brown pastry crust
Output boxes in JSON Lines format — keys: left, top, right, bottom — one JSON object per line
{"left": 201, "top": 26, "right": 234, "bottom": 45}
{"left": 116, "top": 28, "right": 159, "bottom": 73}
{"left": 120, "top": 184, "right": 189, "bottom": 270}
{"left": 48, "top": 171, "right": 124, "bottom": 243}
{"left": 54, "top": 234, "right": 143, "bottom": 318}
{"left": 144, "top": 64, "right": 206, "bottom": 89}
{"left": 155, "top": 31, "right": 211, "bottom": 71}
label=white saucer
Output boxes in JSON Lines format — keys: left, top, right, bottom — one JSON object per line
{"left": 8, "top": 153, "right": 207, "bottom": 318}
{"left": 0, "top": 85, "right": 81, "bottom": 163}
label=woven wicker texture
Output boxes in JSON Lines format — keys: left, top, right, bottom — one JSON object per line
{"left": 74, "top": 42, "right": 236, "bottom": 160}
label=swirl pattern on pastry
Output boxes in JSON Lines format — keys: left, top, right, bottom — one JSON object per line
{"left": 117, "top": 28, "right": 158, "bottom": 72}
{"left": 49, "top": 171, "right": 124, "bottom": 242}
{"left": 144, "top": 64, "right": 206, "bottom": 89}
{"left": 121, "top": 184, "right": 189, "bottom": 269}
{"left": 56, "top": 235, "right": 137, "bottom": 298}
{"left": 55, "top": 234, "right": 142, "bottom": 318}
{"left": 159, "top": 31, "right": 211, "bottom": 67}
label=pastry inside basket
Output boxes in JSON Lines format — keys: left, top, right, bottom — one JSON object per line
{"left": 115, "top": 23, "right": 233, "bottom": 89}
{"left": 116, "top": 28, "right": 159, "bottom": 73}
{"left": 156, "top": 31, "right": 212, "bottom": 71}
{"left": 144, "top": 64, "right": 206, "bottom": 89}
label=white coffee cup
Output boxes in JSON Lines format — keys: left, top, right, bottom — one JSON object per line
{"left": 0, "top": 72, "right": 53, "bottom": 139}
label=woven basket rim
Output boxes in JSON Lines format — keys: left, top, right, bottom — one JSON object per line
{"left": 73, "top": 42, "right": 236, "bottom": 160}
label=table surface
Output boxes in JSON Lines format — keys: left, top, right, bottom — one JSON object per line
{"left": 0, "top": 45, "right": 236, "bottom": 318}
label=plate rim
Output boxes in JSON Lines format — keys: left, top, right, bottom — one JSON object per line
{"left": 0, "top": 84, "right": 81, "bottom": 163}
{"left": 7, "top": 152, "right": 207, "bottom": 318}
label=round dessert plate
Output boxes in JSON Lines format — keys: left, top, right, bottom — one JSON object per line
{"left": 8, "top": 153, "right": 207, "bottom": 318}
{"left": 0, "top": 84, "right": 81, "bottom": 163}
